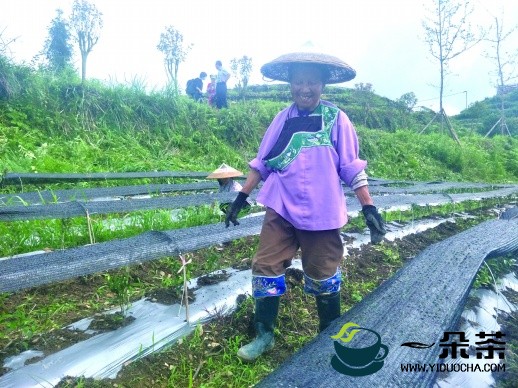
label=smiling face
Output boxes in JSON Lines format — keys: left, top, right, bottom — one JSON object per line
{"left": 289, "top": 64, "right": 325, "bottom": 112}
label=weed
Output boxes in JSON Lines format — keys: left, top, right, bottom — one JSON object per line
{"left": 374, "top": 243, "right": 402, "bottom": 267}
{"left": 104, "top": 267, "right": 133, "bottom": 314}
{"left": 473, "top": 255, "right": 516, "bottom": 289}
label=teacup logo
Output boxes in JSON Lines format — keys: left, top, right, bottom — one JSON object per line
{"left": 330, "top": 322, "right": 389, "bottom": 376}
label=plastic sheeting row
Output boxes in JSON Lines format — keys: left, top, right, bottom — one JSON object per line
{"left": 1, "top": 188, "right": 517, "bottom": 293}
{"left": 0, "top": 181, "right": 219, "bottom": 206}
{"left": 0, "top": 214, "right": 264, "bottom": 293}
{"left": 0, "top": 179, "right": 510, "bottom": 207}
{"left": 0, "top": 191, "right": 241, "bottom": 221}
{"left": 257, "top": 208, "right": 518, "bottom": 387}
{"left": 0, "top": 171, "right": 212, "bottom": 185}
{"left": 1, "top": 183, "right": 516, "bottom": 222}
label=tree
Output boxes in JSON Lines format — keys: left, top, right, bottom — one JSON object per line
{"left": 0, "top": 28, "right": 19, "bottom": 100}
{"left": 43, "top": 9, "right": 74, "bottom": 73}
{"left": 354, "top": 83, "right": 377, "bottom": 127}
{"left": 157, "top": 26, "right": 191, "bottom": 90}
{"left": 483, "top": 14, "right": 517, "bottom": 137}
{"left": 70, "top": 0, "right": 103, "bottom": 84}
{"left": 0, "top": 26, "right": 17, "bottom": 58}
{"left": 421, "top": 0, "right": 482, "bottom": 144}
{"left": 230, "top": 55, "right": 252, "bottom": 100}
{"left": 397, "top": 92, "right": 418, "bottom": 112}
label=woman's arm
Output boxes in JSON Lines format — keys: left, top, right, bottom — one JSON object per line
{"left": 240, "top": 168, "right": 262, "bottom": 195}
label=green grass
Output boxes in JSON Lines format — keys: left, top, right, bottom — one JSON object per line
{"left": 1, "top": 60, "right": 518, "bottom": 185}
{"left": 0, "top": 205, "right": 224, "bottom": 257}
{"left": 472, "top": 255, "right": 517, "bottom": 289}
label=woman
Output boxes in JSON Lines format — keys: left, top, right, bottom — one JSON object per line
{"left": 206, "top": 163, "right": 243, "bottom": 193}
{"left": 224, "top": 51, "right": 386, "bottom": 361}
{"left": 206, "top": 163, "right": 249, "bottom": 214}
{"left": 206, "top": 74, "right": 217, "bottom": 107}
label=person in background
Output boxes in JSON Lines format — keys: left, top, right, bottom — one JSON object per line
{"left": 224, "top": 51, "right": 386, "bottom": 361}
{"left": 214, "top": 60, "right": 230, "bottom": 109}
{"left": 207, "top": 163, "right": 244, "bottom": 193}
{"left": 206, "top": 163, "right": 249, "bottom": 214}
{"left": 207, "top": 74, "right": 217, "bottom": 107}
{"left": 188, "top": 72, "right": 207, "bottom": 102}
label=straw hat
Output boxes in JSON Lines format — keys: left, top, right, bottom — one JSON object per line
{"left": 260, "top": 52, "right": 356, "bottom": 84}
{"left": 206, "top": 163, "right": 244, "bottom": 179}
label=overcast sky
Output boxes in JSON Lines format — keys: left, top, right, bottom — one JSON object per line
{"left": 1, "top": 0, "right": 517, "bottom": 114}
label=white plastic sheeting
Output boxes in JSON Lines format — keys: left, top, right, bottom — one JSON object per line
{"left": 435, "top": 270, "right": 518, "bottom": 388}
{"left": 0, "top": 264, "right": 259, "bottom": 387}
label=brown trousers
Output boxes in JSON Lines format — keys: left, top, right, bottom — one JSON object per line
{"left": 252, "top": 208, "right": 344, "bottom": 280}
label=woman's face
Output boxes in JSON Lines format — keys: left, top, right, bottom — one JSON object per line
{"left": 289, "top": 65, "right": 324, "bottom": 112}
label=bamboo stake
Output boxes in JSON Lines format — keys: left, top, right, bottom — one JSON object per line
{"left": 484, "top": 117, "right": 502, "bottom": 138}
{"left": 77, "top": 202, "right": 95, "bottom": 244}
{"left": 177, "top": 254, "right": 192, "bottom": 323}
{"left": 85, "top": 209, "right": 95, "bottom": 244}
{"left": 442, "top": 110, "right": 461, "bottom": 146}
{"left": 419, "top": 112, "right": 440, "bottom": 134}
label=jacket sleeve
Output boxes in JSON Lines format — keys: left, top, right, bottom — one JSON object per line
{"left": 332, "top": 110, "right": 368, "bottom": 187}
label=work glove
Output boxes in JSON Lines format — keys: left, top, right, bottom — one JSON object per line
{"left": 225, "top": 192, "right": 249, "bottom": 227}
{"left": 362, "top": 205, "right": 387, "bottom": 244}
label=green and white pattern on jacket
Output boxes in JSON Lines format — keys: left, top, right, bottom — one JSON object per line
{"left": 264, "top": 104, "right": 339, "bottom": 171}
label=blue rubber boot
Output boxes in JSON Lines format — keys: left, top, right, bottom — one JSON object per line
{"left": 237, "top": 296, "right": 280, "bottom": 361}
{"left": 316, "top": 292, "right": 341, "bottom": 332}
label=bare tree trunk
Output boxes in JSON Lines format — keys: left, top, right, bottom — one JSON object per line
{"left": 81, "top": 52, "right": 87, "bottom": 85}
{"left": 422, "top": 0, "right": 481, "bottom": 140}
{"left": 174, "top": 60, "right": 179, "bottom": 93}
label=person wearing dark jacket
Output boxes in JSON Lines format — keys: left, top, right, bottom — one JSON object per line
{"left": 188, "top": 72, "right": 207, "bottom": 101}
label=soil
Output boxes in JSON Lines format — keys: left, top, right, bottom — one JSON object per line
{"left": 88, "top": 313, "right": 136, "bottom": 332}
{"left": 145, "top": 286, "right": 196, "bottom": 305}
{"left": 1, "top": 207, "right": 516, "bottom": 387}
{"left": 197, "top": 270, "right": 230, "bottom": 286}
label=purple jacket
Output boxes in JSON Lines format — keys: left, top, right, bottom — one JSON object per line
{"left": 249, "top": 100, "right": 366, "bottom": 230}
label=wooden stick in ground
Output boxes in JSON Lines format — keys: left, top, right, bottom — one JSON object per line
{"left": 178, "top": 254, "right": 192, "bottom": 323}
{"left": 85, "top": 209, "right": 95, "bottom": 244}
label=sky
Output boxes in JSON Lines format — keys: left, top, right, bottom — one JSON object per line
{"left": 1, "top": 0, "right": 517, "bottom": 114}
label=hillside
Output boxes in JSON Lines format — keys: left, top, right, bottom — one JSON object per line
{"left": 1, "top": 56, "right": 517, "bottom": 184}
{"left": 456, "top": 89, "right": 518, "bottom": 136}
{"left": 230, "top": 83, "right": 518, "bottom": 137}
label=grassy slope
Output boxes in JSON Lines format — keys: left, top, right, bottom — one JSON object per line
{"left": 1, "top": 98, "right": 517, "bottom": 185}
{"left": 0, "top": 57, "right": 517, "bottom": 183}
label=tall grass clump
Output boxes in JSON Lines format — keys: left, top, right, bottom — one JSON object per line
{"left": 358, "top": 128, "right": 518, "bottom": 182}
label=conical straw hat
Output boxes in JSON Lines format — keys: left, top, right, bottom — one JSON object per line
{"left": 206, "top": 163, "right": 244, "bottom": 179}
{"left": 260, "top": 51, "right": 356, "bottom": 84}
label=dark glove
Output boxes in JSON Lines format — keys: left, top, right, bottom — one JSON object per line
{"left": 362, "top": 205, "right": 386, "bottom": 244}
{"left": 225, "top": 192, "right": 249, "bottom": 227}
